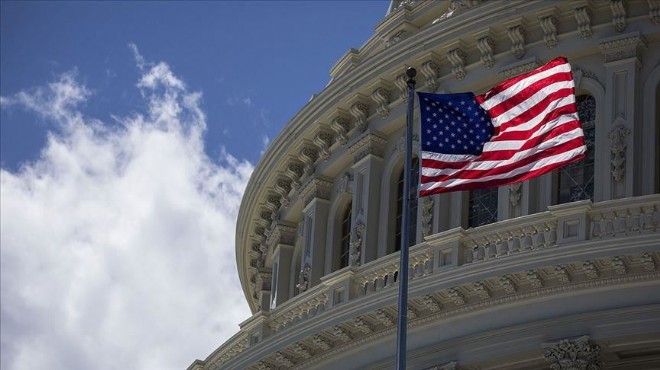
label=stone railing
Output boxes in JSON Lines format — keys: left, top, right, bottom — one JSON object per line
{"left": 200, "top": 195, "right": 660, "bottom": 369}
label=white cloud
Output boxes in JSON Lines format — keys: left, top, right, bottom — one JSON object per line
{"left": 1, "top": 50, "right": 253, "bottom": 370}
{"left": 260, "top": 134, "right": 270, "bottom": 155}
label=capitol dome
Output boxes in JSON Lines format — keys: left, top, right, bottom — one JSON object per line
{"left": 189, "top": 1, "right": 660, "bottom": 369}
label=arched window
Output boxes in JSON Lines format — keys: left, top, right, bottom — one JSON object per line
{"left": 468, "top": 187, "right": 498, "bottom": 228}
{"left": 557, "top": 95, "right": 595, "bottom": 204}
{"left": 339, "top": 203, "right": 352, "bottom": 269}
{"left": 394, "top": 157, "right": 419, "bottom": 252}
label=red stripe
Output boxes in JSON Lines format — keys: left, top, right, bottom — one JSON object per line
{"left": 420, "top": 153, "right": 586, "bottom": 196}
{"left": 489, "top": 107, "right": 578, "bottom": 143}
{"left": 484, "top": 72, "right": 574, "bottom": 119}
{"left": 421, "top": 137, "right": 585, "bottom": 183}
{"left": 490, "top": 88, "right": 576, "bottom": 131}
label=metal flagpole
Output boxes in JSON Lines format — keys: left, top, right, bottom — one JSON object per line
{"left": 395, "top": 66, "right": 416, "bottom": 370}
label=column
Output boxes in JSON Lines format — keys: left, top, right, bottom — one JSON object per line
{"left": 266, "top": 220, "right": 296, "bottom": 309}
{"left": 298, "top": 177, "right": 332, "bottom": 288}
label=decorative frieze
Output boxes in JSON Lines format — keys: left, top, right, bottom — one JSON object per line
{"left": 447, "top": 47, "right": 467, "bottom": 80}
{"left": 500, "top": 58, "right": 539, "bottom": 79}
{"left": 256, "top": 361, "right": 274, "bottom": 370}
{"left": 273, "top": 352, "right": 294, "bottom": 367}
{"left": 448, "top": 288, "right": 466, "bottom": 305}
{"left": 352, "top": 317, "right": 373, "bottom": 334}
{"left": 386, "top": 29, "right": 408, "bottom": 47}
{"left": 374, "top": 309, "right": 394, "bottom": 326}
{"left": 264, "top": 194, "right": 282, "bottom": 222}
{"left": 611, "top": 256, "right": 627, "bottom": 275}
{"left": 274, "top": 178, "right": 292, "bottom": 208}
{"left": 348, "top": 133, "right": 387, "bottom": 164}
{"left": 425, "top": 361, "right": 458, "bottom": 370}
{"left": 290, "top": 343, "right": 313, "bottom": 360}
{"left": 574, "top": 5, "right": 592, "bottom": 39}
{"left": 499, "top": 275, "right": 517, "bottom": 294}
{"left": 349, "top": 95, "right": 370, "bottom": 132}
{"left": 555, "top": 265, "right": 571, "bottom": 283}
{"left": 417, "top": 53, "right": 442, "bottom": 91}
{"left": 332, "top": 326, "right": 352, "bottom": 342}
{"left": 543, "top": 336, "right": 601, "bottom": 370}
{"left": 330, "top": 113, "right": 351, "bottom": 147}
{"left": 266, "top": 220, "right": 297, "bottom": 247}
{"left": 476, "top": 35, "right": 495, "bottom": 69}
{"left": 608, "top": 122, "right": 630, "bottom": 182}
{"left": 527, "top": 269, "right": 544, "bottom": 288}
{"left": 583, "top": 261, "right": 599, "bottom": 279}
{"left": 421, "top": 295, "right": 442, "bottom": 312}
{"left": 311, "top": 335, "right": 332, "bottom": 351}
{"left": 472, "top": 281, "right": 491, "bottom": 299}
{"left": 298, "top": 146, "right": 319, "bottom": 176}
{"left": 641, "top": 252, "right": 656, "bottom": 271}
{"left": 407, "top": 304, "right": 419, "bottom": 319}
{"left": 610, "top": 0, "right": 627, "bottom": 32}
{"left": 299, "top": 177, "right": 332, "bottom": 206}
{"left": 599, "top": 33, "right": 647, "bottom": 63}
{"left": 313, "top": 130, "right": 334, "bottom": 161}
{"left": 394, "top": 73, "right": 409, "bottom": 101}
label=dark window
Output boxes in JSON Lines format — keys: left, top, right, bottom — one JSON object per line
{"left": 395, "top": 157, "right": 419, "bottom": 251}
{"left": 557, "top": 95, "right": 595, "bottom": 204}
{"left": 468, "top": 187, "right": 498, "bottom": 228}
{"left": 339, "top": 203, "right": 351, "bottom": 269}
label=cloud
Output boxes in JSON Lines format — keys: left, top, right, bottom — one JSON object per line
{"left": 1, "top": 49, "right": 253, "bottom": 370}
{"left": 224, "top": 95, "right": 253, "bottom": 108}
{"left": 260, "top": 134, "right": 270, "bottom": 155}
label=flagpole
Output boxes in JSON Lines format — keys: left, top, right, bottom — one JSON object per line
{"left": 395, "top": 66, "right": 416, "bottom": 370}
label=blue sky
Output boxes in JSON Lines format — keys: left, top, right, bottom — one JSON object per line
{"left": 0, "top": 2, "right": 387, "bottom": 369}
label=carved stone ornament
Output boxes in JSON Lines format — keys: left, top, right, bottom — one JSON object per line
{"left": 330, "top": 115, "right": 350, "bottom": 147}
{"left": 285, "top": 161, "right": 304, "bottom": 192}
{"left": 574, "top": 5, "right": 592, "bottom": 39}
{"left": 610, "top": 0, "right": 627, "bottom": 32}
{"left": 555, "top": 265, "right": 571, "bottom": 283}
{"left": 509, "top": 182, "right": 522, "bottom": 207}
{"left": 336, "top": 172, "right": 353, "bottom": 195}
{"left": 612, "top": 256, "right": 627, "bottom": 275}
{"left": 395, "top": 73, "right": 409, "bottom": 101}
{"left": 433, "top": 0, "right": 479, "bottom": 23}
{"left": 290, "top": 343, "right": 312, "bottom": 359}
{"left": 353, "top": 317, "right": 373, "bottom": 334}
{"left": 375, "top": 309, "right": 394, "bottom": 326}
{"left": 527, "top": 269, "right": 544, "bottom": 288}
{"left": 448, "top": 288, "right": 466, "bottom": 305}
{"left": 608, "top": 122, "right": 630, "bottom": 182}
{"left": 425, "top": 361, "right": 458, "bottom": 370}
{"left": 274, "top": 178, "right": 292, "bottom": 208}
{"left": 386, "top": 29, "right": 408, "bottom": 48}
{"left": 266, "top": 221, "right": 297, "bottom": 247}
{"left": 311, "top": 334, "right": 332, "bottom": 350}
{"left": 295, "top": 264, "right": 311, "bottom": 292}
{"left": 507, "top": 24, "right": 526, "bottom": 59}
{"left": 273, "top": 352, "right": 294, "bottom": 367}
{"left": 419, "top": 57, "right": 442, "bottom": 92}
{"left": 350, "top": 100, "right": 369, "bottom": 132}
{"left": 313, "top": 130, "right": 334, "bottom": 161}
{"left": 583, "top": 260, "right": 599, "bottom": 280}
{"left": 540, "top": 15, "right": 558, "bottom": 48}
{"left": 499, "top": 275, "right": 517, "bottom": 294}
{"left": 350, "top": 215, "right": 365, "bottom": 267}
{"left": 476, "top": 35, "right": 495, "bottom": 69}
{"left": 599, "top": 33, "right": 647, "bottom": 63}
{"left": 543, "top": 336, "right": 601, "bottom": 370}
{"left": 641, "top": 252, "right": 656, "bottom": 271}
{"left": 299, "top": 177, "right": 333, "bottom": 206}
{"left": 332, "top": 325, "right": 352, "bottom": 342}
{"left": 473, "top": 281, "right": 491, "bottom": 299}
{"left": 371, "top": 86, "right": 391, "bottom": 118}
{"left": 500, "top": 58, "right": 539, "bottom": 79}
{"left": 421, "top": 294, "right": 442, "bottom": 312}
{"left": 650, "top": 0, "right": 660, "bottom": 25}
{"left": 447, "top": 48, "right": 467, "bottom": 80}
{"left": 421, "top": 196, "right": 434, "bottom": 237}
{"left": 348, "top": 133, "right": 387, "bottom": 164}
{"left": 298, "top": 146, "right": 318, "bottom": 176}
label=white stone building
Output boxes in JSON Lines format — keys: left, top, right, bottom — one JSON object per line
{"left": 189, "top": 1, "right": 660, "bottom": 369}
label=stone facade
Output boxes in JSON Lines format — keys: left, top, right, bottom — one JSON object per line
{"left": 191, "top": 1, "right": 660, "bottom": 369}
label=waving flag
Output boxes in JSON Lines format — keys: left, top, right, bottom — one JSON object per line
{"left": 418, "top": 57, "right": 586, "bottom": 196}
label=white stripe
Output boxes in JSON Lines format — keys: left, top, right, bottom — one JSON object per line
{"left": 482, "top": 114, "right": 579, "bottom": 151}
{"left": 480, "top": 63, "right": 572, "bottom": 110}
{"left": 421, "top": 151, "right": 477, "bottom": 163}
{"left": 489, "top": 81, "right": 574, "bottom": 128}
{"left": 494, "top": 95, "right": 576, "bottom": 133}
{"left": 420, "top": 146, "right": 586, "bottom": 191}
{"left": 421, "top": 128, "right": 584, "bottom": 177}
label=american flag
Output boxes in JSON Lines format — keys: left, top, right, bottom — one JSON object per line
{"left": 418, "top": 57, "right": 587, "bottom": 196}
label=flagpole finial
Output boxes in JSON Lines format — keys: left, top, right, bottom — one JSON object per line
{"left": 406, "top": 67, "right": 417, "bottom": 80}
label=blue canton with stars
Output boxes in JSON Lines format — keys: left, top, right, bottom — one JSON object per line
{"left": 418, "top": 92, "right": 493, "bottom": 156}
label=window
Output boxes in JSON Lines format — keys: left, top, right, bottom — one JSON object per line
{"left": 394, "top": 157, "right": 419, "bottom": 251}
{"left": 339, "top": 203, "right": 351, "bottom": 269}
{"left": 557, "top": 95, "right": 595, "bottom": 204}
{"left": 468, "top": 187, "right": 498, "bottom": 228}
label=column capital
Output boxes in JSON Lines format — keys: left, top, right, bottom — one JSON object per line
{"left": 599, "top": 32, "right": 647, "bottom": 63}
{"left": 348, "top": 133, "right": 387, "bottom": 165}
{"left": 543, "top": 335, "right": 601, "bottom": 370}
{"left": 266, "top": 220, "right": 298, "bottom": 247}
{"left": 299, "top": 177, "right": 333, "bottom": 207}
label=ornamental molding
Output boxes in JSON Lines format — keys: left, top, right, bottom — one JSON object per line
{"left": 425, "top": 361, "right": 458, "bottom": 370}
{"left": 610, "top": 0, "right": 627, "bottom": 32}
{"left": 370, "top": 79, "right": 393, "bottom": 119}
{"left": 504, "top": 17, "right": 527, "bottom": 59}
{"left": 313, "top": 129, "right": 334, "bottom": 161}
{"left": 650, "top": 0, "right": 660, "bottom": 25}
{"left": 298, "top": 145, "right": 319, "bottom": 177}
{"left": 608, "top": 120, "right": 630, "bottom": 182}
{"left": 555, "top": 265, "right": 572, "bottom": 283}
{"left": 598, "top": 32, "right": 647, "bottom": 63}
{"left": 285, "top": 160, "right": 304, "bottom": 192}
{"left": 289, "top": 343, "right": 313, "bottom": 360}
{"left": 509, "top": 182, "right": 522, "bottom": 207}
{"left": 348, "top": 94, "right": 370, "bottom": 132}
{"left": 473, "top": 29, "right": 495, "bottom": 69}
{"left": 421, "top": 196, "right": 434, "bottom": 237}
{"left": 499, "top": 275, "right": 517, "bottom": 294}
{"left": 299, "top": 177, "right": 333, "bottom": 206}
{"left": 611, "top": 256, "right": 627, "bottom": 275}
{"left": 264, "top": 193, "right": 282, "bottom": 223}
{"left": 416, "top": 52, "right": 442, "bottom": 92}
{"left": 273, "top": 177, "right": 292, "bottom": 208}
{"left": 445, "top": 40, "right": 467, "bottom": 80}
{"left": 394, "top": 73, "right": 409, "bottom": 101}
{"left": 573, "top": 3, "right": 592, "bottom": 39}
{"left": 266, "top": 220, "right": 297, "bottom": 247}
{"left": 336, "top": 172, "right": 353, "bottom": 195}
{"left": 350, "top": 211, "right": 366, "bottom": 267}
{"left": 500, "top": 57, "right": 540, "bottom": 79}
{"left": 542, "top": 335, "right": 601, "bottom": 370}
{"left": 330, "top": 109, "right": 351, "bottom": 147}
{"left": 348, "top": 133, "right": 387, "bottom": 164}
{"left": 538, "top": 8, "right": 559, "bottom": 48}
{"left": 296, "top": 263, "right": 311, "bottom": 293}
